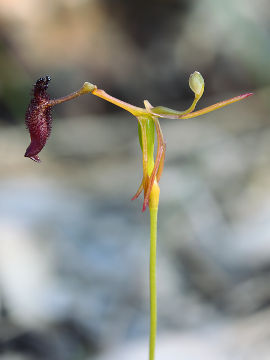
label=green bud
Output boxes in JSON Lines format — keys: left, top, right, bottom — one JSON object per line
{"left": 189, "top": 71, "right": 204, "bottom": 97}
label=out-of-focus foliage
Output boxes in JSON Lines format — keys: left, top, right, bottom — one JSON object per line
{"left": 0, "top": 0, "right": 269, "bottom": 121}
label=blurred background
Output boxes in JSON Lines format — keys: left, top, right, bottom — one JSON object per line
{"left": 0, "top": 0, "right": 270, "bottom": 359}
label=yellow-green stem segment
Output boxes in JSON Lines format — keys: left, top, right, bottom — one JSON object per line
{"left": 149, "top": 180, "right": 160, "bottom": 360}
{"left": 149, "top": 205, "right": 158, "bottom": 360}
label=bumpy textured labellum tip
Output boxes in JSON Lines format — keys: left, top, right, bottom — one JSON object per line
{"left": 24, "top": 76, "right": 52, "bottom": 162}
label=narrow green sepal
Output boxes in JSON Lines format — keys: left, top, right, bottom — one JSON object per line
{"left": 150, "top": 106, "right": 186, "bottom": 116}
{"left": 146, "top": 118, "right": 155, "bottom": 160}
{"left": 138, "top": 122, "right": 143, "bottom": 150}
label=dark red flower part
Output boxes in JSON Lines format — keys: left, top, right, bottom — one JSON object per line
{"left": 25, "top": 76, "right": 52, "bottom": 162}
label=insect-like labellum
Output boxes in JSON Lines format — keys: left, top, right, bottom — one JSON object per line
{"left": 25, "top": 76, "right": 95, "bottom": 162}
{"left": 25, "top": 76, "right": 52, "bottom": 162}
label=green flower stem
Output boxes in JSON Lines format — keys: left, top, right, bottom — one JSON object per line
{"left": 149, "top": 206, "right": 158, "bottom": 360}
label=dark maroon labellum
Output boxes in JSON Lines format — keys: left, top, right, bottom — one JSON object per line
{"left": 25, "top": 76, "right": 52, "bottom": 162}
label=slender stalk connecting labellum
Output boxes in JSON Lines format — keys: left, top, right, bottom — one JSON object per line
{"left": 24, "top": 73, "right": 252, "bottom": 360}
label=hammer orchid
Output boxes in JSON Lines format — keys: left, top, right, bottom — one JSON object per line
{"left": 24, "top": 72, "right": 252, "bottom": 360}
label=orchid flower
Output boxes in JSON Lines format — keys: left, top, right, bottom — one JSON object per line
{"left": 85, "top": 71, "right": 252, "bottom": 213}
{"left": 24, "top": 72, "right": 252, "bottom": 360}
